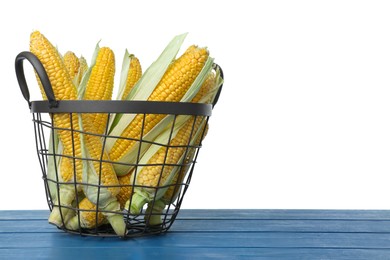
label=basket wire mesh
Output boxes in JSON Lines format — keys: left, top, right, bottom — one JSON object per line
{"left": 15, "top": 51, "right": 222, "bottom": 238}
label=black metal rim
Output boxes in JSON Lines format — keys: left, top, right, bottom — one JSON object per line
{"left": 30, "top": 100, "right": 212, "bottom": 116}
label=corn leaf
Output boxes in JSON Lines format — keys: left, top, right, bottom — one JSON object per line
{"left": 115, "top": 49, "right": 132, "bottom": 100}
{"left": 198, "top": 66, "right": 224, "bottom": 104}
{"left": 47, "top": 129, "right": 61, "bottom": 203}
{"left": 47, "top": 130, "right": 77, "bottom": 226}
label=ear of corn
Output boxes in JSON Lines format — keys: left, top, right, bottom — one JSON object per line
{"left": 125, "top": 70, "right": 216, "bottom": 214}
{"left": 107, "top": 33, "right": 188, "bottom": 135}
{"left": 83, "top": 46, "right": 115, "bottom": 134}
{"left": 116, "top": 50, "right": 142, "bottom": 100}
{"left": 121, "top": 55, "right": 142, "bottom": 100}
{"left": 76, "top": 56, "right": 88, "bottom": 86}
{"left": 63, "top": 51, "right": 80, "bottom": 85}
{"left": 79, "top": 45, "right": 118, "bottom": 198}
{"left": 141, "top": 68, "right": 222, "bottom": 222}
{"left": 108, "top": 45, "right": 210, "bottom": 176}
{"left": 160, "top": 68, "right": 222, "bottom": 205}
{"left": 77, "top": 42, "right": 100, "bottom": 100}
{"left": 66, "top": 47, "right": 125, "bottom": 235}
{"left": 30, "top": 31, "right": 83, "bottom": 227}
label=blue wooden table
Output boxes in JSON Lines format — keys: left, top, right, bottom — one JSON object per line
{"left": 1, "top": 210, "right": 390, "bottom": 259}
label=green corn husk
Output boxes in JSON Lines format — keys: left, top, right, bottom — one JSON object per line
{"left": 47, "top": 130, "right": 77, "bottom": 227}
{"left": 115, "top": 49, "right": 132, "bottom": 100}
{"left": 144, "top": 200, "right": 166, "bottom": 226}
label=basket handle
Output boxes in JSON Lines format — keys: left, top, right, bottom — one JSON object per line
{"left": 15, "top": 51, "right": 58, "bottom": 109}
{"left": 212, "top": 63, "right": 224, "bottom": 108}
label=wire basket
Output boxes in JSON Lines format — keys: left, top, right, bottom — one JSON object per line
{"left": 15, "top": 51, "right": 223, "bottom": 238}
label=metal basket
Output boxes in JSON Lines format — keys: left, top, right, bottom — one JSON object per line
{"left": 15, "top": 51, "right": 223, "bottom": 238}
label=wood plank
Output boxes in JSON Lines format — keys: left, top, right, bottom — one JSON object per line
{"left": 3, "top": 209, "right": 390, "bottom": 220}
{"left": 2, "top": 210, "right": 390, "bottom": 258}
{"left": 2, "top": 218, "right": 390, "bottom": 233}
{"left": 1, "top": 232, "right": 390, "bottom": 249}
{"left": 0, "top": 210, "right": 48, "bottom": 220}
{"left": 177, "top": 209, "right": 390, "bottom": 220}
{"left": 1, "top": 248, "right": 390, "bottom": 259}
{"left": 173, "top": 219, "right": 390, "bottom": 233}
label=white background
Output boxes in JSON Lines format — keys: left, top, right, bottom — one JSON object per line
{"left": 1, "top": 0, "right": 390, "bottom": 210}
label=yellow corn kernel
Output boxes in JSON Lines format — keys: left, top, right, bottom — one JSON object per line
{"left": 84, "top": 47, "right": 115, "bottom": 101}
{"left": 117, "top": 173, "right": 134, "bottom": 209}
{"left": 109, "top": 45, "right": 209, "bottom": 163}
{"left": 83, "top": 47, "right": 115, "bottom": 135}
{"left": 121, "top": 55, "right": 142, "bottom": 100}
{"left": 68, "top": 197, "right": 106, "bottom": 229}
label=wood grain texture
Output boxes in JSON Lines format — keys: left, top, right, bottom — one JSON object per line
{"left": 1, "top": 210, "right": 390, "bottom": 259}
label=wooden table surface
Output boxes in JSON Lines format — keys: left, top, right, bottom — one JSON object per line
{"left": 1, "top": 209, "right": 390, "bottom": 259}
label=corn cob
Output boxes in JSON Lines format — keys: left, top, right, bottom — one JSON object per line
{"left": 30, "top": 31, "right": 83, "bottom": 227}
{"left": 77, "top": 56, "right": 88, "bottom": 85}
{"left": 63, "top": 51, "right": 80, "bottom": 82}
{"left": 121, "top": 55, "right": 142, "bottom": 100}
{"left": 127, "top": 71, "right": 215, "bottom": 214}
{"left": 109, "top": 45, "right": 209, "bottom": 174}
{"left": 143, "top": 69, "right": 220, "bottom": 224}
{"left": 67, "top": 47, "right": 125, "bottom": 236}
{"left": 83, "top": 47, "right": 115, "bottom": 134}
{"left": 143, "top": 74, "right": 215, "bottom": 224}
